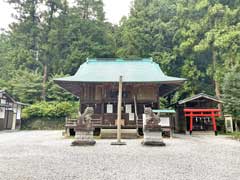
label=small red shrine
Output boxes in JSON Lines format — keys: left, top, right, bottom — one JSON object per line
{"left": 174, "top": 93, "right": 222, "bottom": 135}
{"left": 184, "top": 108, "right": 221, "bottom": 135}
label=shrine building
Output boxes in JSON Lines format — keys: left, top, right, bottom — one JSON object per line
{"left": 173, "top": 93, "right": 223, "bottom": 135}
{"left": 0, "top": 90, "right": 25, "bottom": 130}
{"left": 54, "top": 58, "right": 186, "bottom": 135}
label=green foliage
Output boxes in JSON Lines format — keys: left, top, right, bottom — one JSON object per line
{"left": 0, "top": 0, "right": 115, "bottom": 103}
{"left": 222, "top": 69, "right": 240, "bottom": 119}
{"left": 46, "top": 73, "right": 76, "bottom": 101}
{"left": 159, "top": 97, "right": 168, "bottom": 109}
{"left": 9, "top": 69, "right": 43, "bottom": 103}
{"left": 229, "top": 132, "right": 240, "bottom": 140}
{"left": 21, "top": 117, "right": 65, "bottom": 130}
{"left": 1, "top": 0, "right": 240, "bottom": 121}
{"left": 22, "top": 101, "right": 79, "bottom": 119}
{"left": 115, "top": 0, "right": 240, "bottom": 100}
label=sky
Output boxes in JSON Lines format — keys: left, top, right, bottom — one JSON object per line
{"left": 0, "top": 0, "right": 132, "bottom": 30}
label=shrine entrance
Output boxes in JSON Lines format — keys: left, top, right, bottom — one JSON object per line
{"left": 184, "top": 109, "right": 221, "bottom": 135}
{"left": 186, "top": 117, "right": 213, "bottom": 131}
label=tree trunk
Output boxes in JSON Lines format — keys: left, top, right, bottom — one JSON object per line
{"left": 212, "top": 49, "right": 223, "bottom": 114}
{"left": 42, "top": 64, "right": 47, "bottom": 101}
{"left": 235, "top": 120, "right": 239, "bottom": 132}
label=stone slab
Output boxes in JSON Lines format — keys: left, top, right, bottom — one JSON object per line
{"left": 110, "top": 141, "right": 127, "bottom": 145}
{"left": 71, "top": 140, "right": 96, "bottom": 146}
{"left": 142, "top": 141, "right": 166, "bottom": 146}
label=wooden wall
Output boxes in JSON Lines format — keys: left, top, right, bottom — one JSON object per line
{"left": 0, "top": 92, "right": 21, "bottom": 130}
{"left": 79, "top": 83, "right": 160, "bottom": 127}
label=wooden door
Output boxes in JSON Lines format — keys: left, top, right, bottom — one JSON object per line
{"left": 5, "top": 110, "right": 13, "bottom": 129}
{"left": 0, "top": 118, "right": 4, "bottom": 130}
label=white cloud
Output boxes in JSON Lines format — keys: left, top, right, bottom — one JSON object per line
{"left": 103, "top": 0, "right": 132, "bottom": 24}
{"left": 0, "top": 1, "right": 15, "bottom": 30}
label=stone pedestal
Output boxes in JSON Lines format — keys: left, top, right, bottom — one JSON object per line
{"left": 142, "top": 130, "right": 165, "bottom": 146}
{"left": 72, "top": 127, "right": 96, "bottom": 146}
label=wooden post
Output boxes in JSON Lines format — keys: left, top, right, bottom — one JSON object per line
{"left": 133, "top": 95, "right": 138, "bottom": 128}
{"left": 111, "top": 76, "right": 126, "bottom": 145}
{"left": 212, "top": 111, "right": 217, "bottom": 136}
{"left": 190, "top": 112, "right": 193, "bottom": 135}
{"left": 117, "top": 76, "right": 123, "bottom": 142}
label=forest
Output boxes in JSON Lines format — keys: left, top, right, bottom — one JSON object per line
{"left": 0, "top": 0, "right": 240, "bottom": 122}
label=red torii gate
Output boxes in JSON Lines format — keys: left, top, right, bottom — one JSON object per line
{"left": 183, "top": 109, "right": 221, "bottom": 135}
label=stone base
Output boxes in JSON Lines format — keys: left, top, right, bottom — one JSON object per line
{"left": 142, "top": 131, "right": 165, "bottom": 146}
{"left": 71, "top": 130, "right": 95, "bottom": 146}
{"left": 142, "top": 141, "right": 165, "bottom": 146}
{"left": 110, "top": 141, "right": 126, "bottom": 145}
{"left": 72, "top": 140, "right": 96, "bottom": 146}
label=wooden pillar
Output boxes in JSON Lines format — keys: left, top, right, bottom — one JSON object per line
{"left": 117, "top": 76, "right": 123, "bottom": 142}
{"left": 133, "top": 95, "right": 138, "bottom": 128}
{"left": 111, "top": 76, "right": 126, "bottom": 145}
{"left": 101, "top": 102, "right": 104, "bottom": 124}
{"left": 190, "top": 112, "right": 193, "bottom": 135}
{"left": 101, "top": 85, "right": 104, "bottom": 125}
{"left": 212, "top": 111, "right": 217, "bottom": 136}
{"left": 11, "top": 104, "right": 17, "bottom": 130}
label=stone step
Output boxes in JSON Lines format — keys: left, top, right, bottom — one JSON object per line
{"left": 100, "top": 129, "right": 139, "bottom": 139}
{"left": 187, "top": 131, "right": 215, "bottom": 135}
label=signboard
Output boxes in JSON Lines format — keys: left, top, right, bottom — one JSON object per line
{"left": 142, "top": 114, "right": 146, "bottom": 126}
{"left": 125, "top": 104, "right": 132, "bottom": 113}
{"left": 106, "top": 104, "right": 113, "bottom": 113}
{"left": 225, "top": 116, "right": 233, "bottom": 132}
{"left": 129, "top": 113, "right": 134, "bottom": 121}
{"left": 17, "top": 106, "right": 21, "bottom": 120}
{"left": 159, "top": 117, "right": 170, "bottom": 127}
{"left": 1, "top": 99, "right": 6, "bottom": 104}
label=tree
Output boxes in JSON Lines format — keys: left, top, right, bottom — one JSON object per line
{"left": 46, "top": 73, "right": 76, "bottom": 101}
{"left": 3, "top": 0, "right": 115, "bottom": 103}
{"left": 74, "top": 0, "right": 105, "bottom": 21}
{"left": 222, "top": 69, "right": 240, "bottom": 131}
{"left": 8, "top": 69, "right": 43, "bottom": 103}
{"left": 7, "top": 0, "right": 40, "bottom": 62}
{"left": 39, "top": 0, "right": 64, "bottom": 101}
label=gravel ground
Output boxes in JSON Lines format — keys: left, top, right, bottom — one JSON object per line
{"left": 0, "top": 131, "right": 239, "bottom": 180}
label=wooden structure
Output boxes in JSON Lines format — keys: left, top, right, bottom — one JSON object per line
{"left": 54, "top": 58, "right": 185, "bottom": 136}
{"left": 184, "top": 109, "right": 220, "bottom": 135}
{"left": 0, "top": 90, "right": 24, "bottom": 130}
{"left": 173, "top": 93, "right": 222, "bottom": 134}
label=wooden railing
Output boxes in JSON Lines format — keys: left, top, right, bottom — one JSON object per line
{"left": 65, "top": 118, "right": 77, "bottom": 127}
{"left": 65, "top": 114, "right": 143, "bottom": 128}
{"left": 65, "top": 116, "right": 102, "bottom": 128}
{"left": 137, "top": 119, "right": 143, "bottom": 127}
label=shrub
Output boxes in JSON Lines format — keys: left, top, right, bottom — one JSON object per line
{"left": 22, "top": 101, "right": 79, "bottom": 119}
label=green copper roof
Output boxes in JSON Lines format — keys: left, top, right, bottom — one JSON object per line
{"left": 55, "top": 58, "right": 186, "bottom": 83}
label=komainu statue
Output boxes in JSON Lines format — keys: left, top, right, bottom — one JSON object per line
{"left": 142, "top": 107, "right": 165, "bottom": 146}
{"left": 77, "top": 107, "right": 94, "bottom": 129}
{"left": 72, "top": 107, "right": 96, "bottom": 146}
{"left": 144, "top": 107, "right": 161, "bottom": 131}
